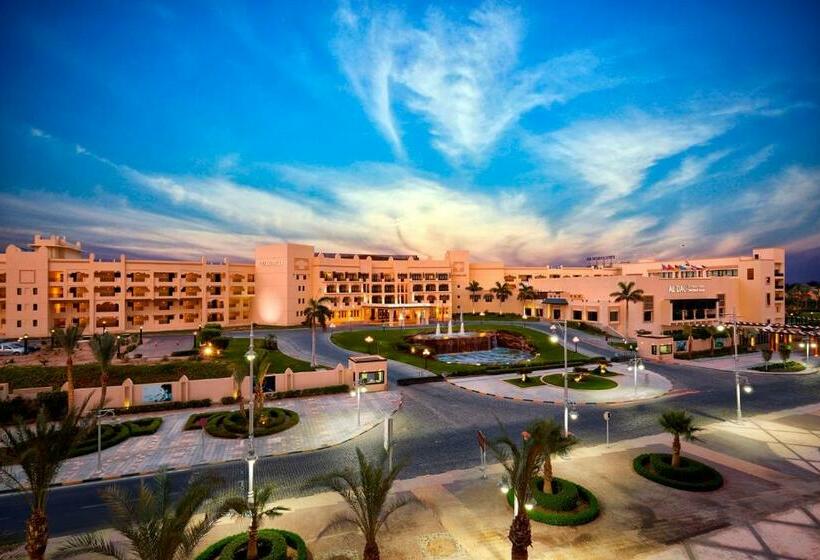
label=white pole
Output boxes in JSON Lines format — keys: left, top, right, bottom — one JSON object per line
{"left": 247, "top": 324, "right": 256, "bottom": 506}
{"left": 732, "top": 310, "right": 741, "bottom": 423}
{"left": 356, "top": 373, "right": 362, "bottom": 426}
{"left": 96, "top": 420, "right": 102, "bottom": 472}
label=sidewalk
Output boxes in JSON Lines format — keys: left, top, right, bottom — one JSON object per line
{"left": 448, "top": 363, "right": 673, "bottom": 404}
{"left": 5, "top": 391, "right": 401, "bottom": 487}
{"left": 680, "top": 352, "right": 818, "bottom": 375}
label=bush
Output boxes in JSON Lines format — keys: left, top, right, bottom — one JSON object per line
{"left": 532, "top": 477, "right": 579, "bottom": 512}
{"left": 170, "top": 349, "right": 199, "bottom": 357}
{"left": 397, "top": 376, "right": 445, "bottom": 386}
{"left": 194, "top": 529, "right": 308, "bottom": 560}
{"left": 674, "top": 347, "right": 753, "bottom": 360}
{"left": 507, "top": 480, "right": 600, "bottom": 526}
{"left": 263, "top": 335, "right": 278, "bottom": 351}
{"left": 750, "top": 361, "right": 806, "bottom": 372}
{"left": 111, "top": 398, "right": 211, "bottom": 416}
{"left": 221, "top": 396, "right": 237, "bottom": 405}
{"left": 633, "top": 453, "right": 723, "bottom": 491}
{"left": 187, "top": 407, "right": 300, "bottom": 439}
{"left": 69, "top": 417, "right": 162, "bottom": 458}
{"left": 211, "top": 336, "right": 231, "bottom": 351}
{"left": 0, "top": 391, "right": 67, "bottom": 425}
{"left": 264, "top": 384, "right": 348, "bottom": 400}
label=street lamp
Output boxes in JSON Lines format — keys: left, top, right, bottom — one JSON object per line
{"left": 799, "top": 341, "right": 817, "bottom": 362}
{"left": 422, "top": 348, "right": 431, "bottom": 369}
{"left": 629, "top": 346, "right": 645, "bottom": 393}
{"left": 350, "top": 373, "right": 368, "bottom": 426}
{"left": 572, "top": 336, "right": 580, "bottom": 353}
{"left": 95, "top": 408, "right": 116, "bottom": 473}
{"left": 22, "top": 334, "right": 29, "bottom": 354}
{"left": 365, "top": 335, "right": 374, "bottom": 354}
{"left": 244, "top": 324, "right": 257, "bottom": 505}
{"left": 717, "top": 310, "right": 744, "bottom": 421}
{"left": 50, "top": 329, "right": 55, "bottom": 349}
{"left": 568, "top": 401, "right": 579, "bottom": 421}
{"left": 138, "top": 326, "right": 143, "bottom": 345}
{"left": 550, "top": 321, "right": 571, "bottom": 436}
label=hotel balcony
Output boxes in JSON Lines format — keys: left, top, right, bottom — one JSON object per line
{"left": 94, "top": 271, "right": 120, "bottom": 283}
{"left": 127, "top": 272, "right": 151, "bottom": 283}
{"left": 94, "top": 286, "right": 121, "bottom": 298}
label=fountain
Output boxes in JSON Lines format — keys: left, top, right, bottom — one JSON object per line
{"left": 447, "top": 319, "right": 453, "bottom": 336}
{"left": 459, "top": 312, "right": 465, "bottom": 336}
{"left": 435, "top": 323, "right": 441, "bottom": 337}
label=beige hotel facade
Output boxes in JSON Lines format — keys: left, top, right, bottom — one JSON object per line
{"left": 1, "top": 235, "right": 785, "bottom": 341}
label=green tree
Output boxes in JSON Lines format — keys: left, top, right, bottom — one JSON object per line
{"left": 253, "top": 349, "right": 271, "bottom": 412}
{"left": 490, "top": 282, "right": 513, "bottom": 314}
{"left": 779, "top": 344, "right": 792, "bottom": 364}
{"left": 659, "top": 410, "right": 701, "bottom": 468}
{"left": 90, "top": 332, "right": 117, "bottom": 409}
{"left": 53, "top": 471, "right": 226, "bottom": 560}
{"left": 221, "top": 483, "right": 288, "bottom": 560}
{"left": 54, "top": 325, "right": 85, "bottom": 409}
{"left": 232, "top": 365, "right": 248, "bottom": 416}
{"left": 517, "top": 284, "right": 537, "bottom": 318}
{"left": 466, "top": 280, "right": 483, "bottom": 313}
{"left": 530, "top": 420, "right": 578, "bottom": 494}
{"left": 759, "top": 345, "right": 773, "bottom": 371}
{"left": 609, "top": 281, "right": 645, "bottom": 339}
{"left": 303, "top": 297, "right": 332, "bottom": 367}
{"left": 311, "top": 448, "right": 412, "bottom": 560}
{"left": 0, "top": 404, "right": 90, "bottom": 560}
{"left": 489, "top": 421, "right": 548, "bottom": 560}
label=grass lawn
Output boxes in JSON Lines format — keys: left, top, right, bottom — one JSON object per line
{"left": 541, "top": 373, "right": 618, "bottom": 390}
{"left": 608, "top": 341, "right": 635, "bottom": 351}
{"left": 504, "top": 375, "right": 546, "bottom": 388}
{"left": 223, "top": 338, "right": 315, "bottom": 372}
{"left": 750, "top": 360, "right": 807, "bottom": 372}
{"left": 332, "top": 325, "right": 585, "bottom": 375}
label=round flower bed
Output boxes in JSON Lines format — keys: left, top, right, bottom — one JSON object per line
{"left": 195, "top": 529, "right": 308, "bottom": 560}
{"left": 202, "top": 408, "right": 299, "bottom": 439}
{"left": 541, "top": 373, "right": 617, "bottom": 390}
{"left": 633, "top": 453, "right": 723, "bottom": 491}
{"left": 69, "top": 417, "right": 162, "bottom": 458}
{"left": 506, "top": 477, "right": 600, "bottom": 526}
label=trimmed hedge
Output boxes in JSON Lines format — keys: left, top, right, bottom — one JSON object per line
{"left": 507, "top": 479, "right": 600, "bottom": 526}
{"left": 69, "top": 417, "right": 162, "bottom": 458}
{"left": 111, "top": 398, "right": 211, "bottom": 416}
{"left": 397, "top": 375, "right": 445, "bottom": 386}
{"left": 265, "top": 384, "right": 349, "bottom": 400}
{"left": 750, "top": 361, "right": 806, "bottom": 372}
{"left": 532, "top": 477, "right": 579, "bottom": 512}
{"left": 633, "top": 453, "right": 723, "bottom": 491}
{"left": 185, "top": 407, "right": 299, "bottom": 439}
{"left": 194, "top": 529, "right": 308, "bottom": 560}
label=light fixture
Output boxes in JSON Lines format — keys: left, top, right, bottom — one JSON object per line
{"left": 743, "top": 379, "right": 753, "bottom": 394}
{"left": 716, "top": 324, "right": 726, "bottom": 332}
{"left": 244, "top": 346, "right": 256, "bottom": 362}
{"left": 638, "top": 363, "right": 645, "bottom": 371}
{"left": 524, "top": 500, "right": 535, "bottom": 511}
{"left": 550, "top": 334, "right": 559, "bottom": 344}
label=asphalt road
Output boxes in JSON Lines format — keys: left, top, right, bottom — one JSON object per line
{"left": 2, "top": 323, "right": 819, "bottom": 538}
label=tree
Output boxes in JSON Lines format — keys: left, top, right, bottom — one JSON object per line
{"left": 54, "top": 326, "right": 85, "bottom": 409}
{"left": 609, "top": 281, "right": 645, "bottom": 339}
{"left": 303, "top": 297, "right": 332, "bottom": 367}
{"left": 466, "top": 281, "right": 483, "bottom": 313}
{"left": 253, "top": 350, "right": 271, "bottom": 412}
{"left": 221, "top": 483, "right": 288, "bottom": 560}
{"left": 530, "top": 420, "right": 578, "bottom": 494}
{"left": 232, "top": 365, "right": 247, "bottom": 416}
{"left": 490, "top": 282, "right": 513, "bottom": 314}
{"left": 489, "top": 421, "right": 548, "bottom": 560}
{"left": 779, "top": 344, "right": 792, "bottom": 364}
{"left": 0, "top": 403, "right": 90, "bottom": 560}
{"left": 658, "top": 410, "right": 701, "bottom": 468}
{"left": 760, "top": 345, "right": 773, "bottom": 371}
{"left": 90, "top": 332, "right": 117, "bottom": 409}
{"left": 517, "top": 284, "right": 537, "bottom": 318}
{"left": 311, "top": 448, "right": 412, "bottom": 560}
{"left": 53, "top": 471, "right": 226, "bottom": 560}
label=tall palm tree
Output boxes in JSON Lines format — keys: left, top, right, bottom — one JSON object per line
{"left": 254, "top": 350, "right": 271, "bottom": 412}
{"left": 490, "top": 282, "right": 513, "bottom": 314}
{"left": 517, "top": 284, "right": 537, "bottom": 318}
{"left": 53, "top": 471, "right": 226, "bottom": 560}
{"left": 760, "top": 345, "right": 773, "bottom": 371}
{"left": 221, "top": 483, "right": 288, "bottom": 560}
{"left": 0, "top": 403, "right": 90, "bottom": 560}
{"left": 466, "top": 280, "right": 483, "bottom": 313}
{"left": 609, "top": 281, "right": 645, "bottom": 339}
{"left": 303, "top": 297, "right": 332, "bottom": 367}
{"left": 659, "top": 410, "right": 701, "bottom": 468}
{"left": 311, "top": 448, "right": 412, "bottom": 560}
{"left": 54, "top": 325, "right": 85, "bottom": 409}
{"left": 489, "top": 421, "right": 548, "bottom": 560}
{"left": 90, "top": 332, "right": 117, "bottom": 409}
{"left": 231, "top": 365, "right": 248, "bottom": 416}
{"left": 530, "top": 419, "right": 578, "bottom": 494}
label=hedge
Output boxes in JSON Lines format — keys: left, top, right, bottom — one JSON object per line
{"left": 532, "top": 477, "right": 579, "bottom": 512}
{"left": 507, "top": 480, "right": 600, "bottom": 526}
{"left": 633, "top": 453, "right": 724, "bottom": 491}
{"left": 111, "top": 399, "right": 211, "bottom": 416}
{"left": 397, "top": 375, "right": 445, "bottom": 386}
{"left": 194, "top": 529, "right": 308, "bottom": 560}
{"left": 69, "top": 417, "right": 162, "bottom": 458}
{"left": 186, "top": 407, "right": 299, "bottom": 439}
{"left": 0, "top": 391, "right": 67, "bottom": 425}
{"left": 264, "top": 384, "right": 348, "bottom": 400}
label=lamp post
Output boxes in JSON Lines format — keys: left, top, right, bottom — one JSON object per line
{"left": 572, "top": 335, "right": 580, "bottom": 353}
{"left": 365, "top": 335, "right": 374, "bottom": 354}
{"left": 244, "top": 324, "right": 257, "bottom": 506}
{"left": 50, "top": 329, "right": 55, "bottom": 349}
{"left": 717, "top": 310, "right": 747, "bottom": 422}
{"left": 138, "top": 326, "right": 143, "bottom": 345}
{"left": 95, "top": 408, "right": 116, "bottom": 473}
{"left": 192, "top": 330, "right": 198, "bottom": 350}
{"left": 350, "top": 373, "right": 368, "bottom": 426}
{"left": 22, "top": 334, "right": 29, "bottom": 354}
{"left": 422, "top": 348, "right": 431, "bottom": 370}
{"left": 629, "top": 346, "right": 645, "bottom": 393}
{"left": 550, "top": 320, "right": 571, "bottom": 436}
{"left": 799, "top": 341, "right": 817, "bottom": 362}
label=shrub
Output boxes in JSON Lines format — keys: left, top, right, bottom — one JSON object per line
{"left": 188, "top": 407, "right": 300, "bottom": 439}
{"left": 170, "top": 349, "right": 199, "bottom": 357}
{"left": 199, "top": 325, "right": 222, "bottom": 344}
{"left": 211, "top": 336, "right": 231, "bottom": 351}
{"left": 649, "top": 454, "right": 707, "bottom": 482}
{"left": 0, "top": 391, "right": 67, "bottom": 424}
{"left": 264, "top": 334, "right": 278, "bottom": 351}
{"left": 508, "top": 480, "right": 600, "bottom": 526}
{"left": 532, "top": 477, "right": 579, "bottom": 512}
{"left": 111, "top": 398, "right": 211, "bottom": 416}
{"left": 69, "top": 417, "right": 162, "bottom": 458}
{"left": 220, "top": 396, "right": 237, "bottom": 405}
{"left": 194, "top": 529, "right": 308, "bottom": 560}
{"left": 264, "top": 384, "right": 348, "bottom": 400}
{"left": 633, "top": 453, "right": 723, "bottom": 491}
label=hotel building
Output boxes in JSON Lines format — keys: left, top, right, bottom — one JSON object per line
{"left": 1, "top": 235, "right": 785, "bottom": 341}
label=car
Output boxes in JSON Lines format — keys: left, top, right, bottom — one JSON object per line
{"left": 0, "top": 342, "right": 26, "bottom": 355}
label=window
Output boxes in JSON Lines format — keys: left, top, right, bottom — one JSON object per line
{"left": 33, "top": 288, "right": 38, "bottom": 295}
{"left": 747, "top": 269, "right": 754, "bottom": 280}
{"left": 587, "top": 310, "right": 598, "bottom": 322}
{"left": 359, "top": 370, "right": 384, "bottom": 384}
{"left": 17, "top": 320, "right": 22, "bottom": 328}
{"left": 17, "top": 288, "right": 22, "bottom": 296}
{"left": 609, "top": 310, "right": 619, "bottom": 323}
{"left": 552, "top": 309, "right": 561, "bottom": 320}
{"left": 572, "top": 310, "right": 583, "bottom": 320}
{"left": 33, "top": 320, "right": 38, "bottom": 327}
{"left": 766, "top": 293, "right": 771, "bottom": 306}
{"left": 33, "top": 304, "right": 38, "bottom": 311}
{"left": 643, "top": 310, "right": 653, "bottom": 323}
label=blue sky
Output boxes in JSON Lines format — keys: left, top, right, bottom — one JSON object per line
{"left": 1, "top": 1, "right": 818, "bottom": 279}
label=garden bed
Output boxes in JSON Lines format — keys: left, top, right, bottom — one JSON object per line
{"left": 69, "top": 417, "right": 162, "bottom": 458}
{"left": 184, "top": 407, "right": 299, "bottom": 438}
{"left": 633, "top": 453, "right": 723, "bottom": 491}
{"left": 195, "top": 529, "right": 308, "bottom": 560}
{"left": 750, "top": 361, "right": 806, "bottom": 372}
{"left": 506, "top": 477, "right": 600, "bottom": 526}
{"left": 541, "top": 373, "right": 617, "bottom": 390}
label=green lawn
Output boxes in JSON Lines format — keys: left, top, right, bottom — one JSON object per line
{"left": 331, "top": 325, "right": 585, "bottom": 375}
{"left": 608, "top": 341, "right": 635, "bottom": 351}
{"left": 750, "top": 360, "right": 807, "bottom": 372}
{"left": 223, "top": 338, "right": 315, "bottom": 372}
{"left": 504, "top": 376, "right": 547, "bottom": 388}
{"left": 541, "top": 373, "right": 618, "bottom": 390}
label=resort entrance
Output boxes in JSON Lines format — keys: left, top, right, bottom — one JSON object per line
{"left": 364, "top": 303, "right": 442, "bottom": 326}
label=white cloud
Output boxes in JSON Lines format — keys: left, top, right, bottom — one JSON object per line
{"left": 334, "top": 2, "right": 603, "bottom": 163}
{"left": 30, "top": 127, "right": 50, "bottom": 139}
{"left": 738, "top": 145, "right": 774, "bottom": 174}
{"left": 645, "top": 149, "right": 730, "bottom": 199}
{"left": 530, "top": 112, "right": 725, "bottom": 200}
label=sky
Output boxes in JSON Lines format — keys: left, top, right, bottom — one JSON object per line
{"left": 0, "top": 1, "right": 818, "bottom": 280}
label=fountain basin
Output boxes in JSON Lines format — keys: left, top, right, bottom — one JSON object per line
{"left": 437, "top": 347, "right": 534, "bottom": 365}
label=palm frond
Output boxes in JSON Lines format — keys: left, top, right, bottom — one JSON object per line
{"left": 53, "top": 532, "right": 131, "bottom": 560}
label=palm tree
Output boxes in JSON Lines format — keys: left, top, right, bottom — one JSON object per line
{"left": 232, "top": 365, "right": 247, "bottom": 416}
{"left": 311, "top": 448, "right": 412, "bottom": 560}
{"left": 609, "top": 281, "right": 645, "bottom": 339}
{"left": 760, "top": 345, "right": 773, "bottom": 371}
{"left": 489, "top": 421, "right": 548, "bottom": 560}
{"left": 303, "top": 297, "right": 332, "bottom": 367}
{"left": 517, "top": 284, "right": 537, "bottom": 318}
{"left": 54, "top": 325, "right": 85, "bottom": 409}
{"left": 53, "top": 471, "right": 226, "bottom": 560}
{"left": 0, "top": 403, "right": 90, "bottom": 560}
{"left": 490, "top": 282, "right": 513, "bottom": 314}
{"left": 466, "top": 281, "right": 483, "bottom": 313}
{"left": 659, "top": 410, "right": 701, "bottom": 468}
{"left": 530, "top": 419, "right": 578, "bottom": 494}
{"left": 221, "top": 483, "right": 288, "bottom": 560}
{"left": 254, "top": 350, "right": 271, "bottom": 412}
{"left": 90, "top": 332, "right": 117, "bottom": 409}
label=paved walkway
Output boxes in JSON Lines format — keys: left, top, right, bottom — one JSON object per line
{"left": 128, "top": 335, "right": 195, "bottom": 359}
{"left": 681, "top": 352, "right": 818, "bottom": 375}
{"left": 4, "top": 391, "right": 401, "bottom": 487}
{"left": 448, "top": 362, "right": 673, "bottom": 404}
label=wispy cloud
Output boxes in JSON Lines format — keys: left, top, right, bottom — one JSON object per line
{"left": 30, "top": 127, "right": 51, "bottom": 139}
{"left": 645, "top": 149, "right": 731, "bottom": 200}
{"left": 334, "top": 2, "right": 605, "bottom": 163}
{"left": 738, "top": 144, "right": 775, "bottom": 174}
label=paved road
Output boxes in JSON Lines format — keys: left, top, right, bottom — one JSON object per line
{"left": 2, "top": 323, "right": 819, "bottom": 538}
